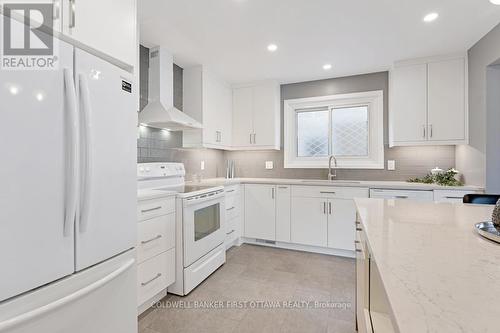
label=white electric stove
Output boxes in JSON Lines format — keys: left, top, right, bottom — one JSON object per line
{"left": 137, "top": 163, "right": 226, "bottom": 296}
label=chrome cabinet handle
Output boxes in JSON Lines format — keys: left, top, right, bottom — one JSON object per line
{"left": 278, "top": 186, "right": 289, "bottom": 189}
{"left": 253, "top": 133, "right": 256, "bottom": 144}
{"left": 226, "top": 207, "right": 236, "bottom": 211}
{"left": 328, "top": 202, "right": 332, "bottom": 215}
{"left": 69, "top": 0, "right": 76, "bottom": 28}
{"left": 226, "top": 230, "right": 235, "bottom": 235}
{"left": 323, "top": 202, "right": 326, "bottom": 214}
{"left": 141, "top": 273, "right": 162, "bottom": 286}
{"left": 356, "top": 227, "right": 363, "bottom": 231}
{"left": 141, "top": 234, "right": 162, "bottom": 244}
{"left": 226, "top": 189, "right": 235, "bottom": 193}
{"left": 271, "top": 187, "right": 275, "bottom": 199}
{"left": 444, "top": 196, "right": 463, "bottom": 199}
{"left": 394, "top": 196, "right": 408, "bottom": 199}
{"left": 355, "top": 249, "right": 362, "bottom": 253}
{"left": 320, "top": 191, "right": 336, "bottom": 194}
{"left": 141, "top": 206, "right": 162, "bottom": 213}
{"left": 354, "top": 240, "right": 360, "bottom": 244}
{"left": 429, "top": 124, "right": 433, "bottom": 138}
{"left": 422, "top": 125, "right": 426, "bottom": 138}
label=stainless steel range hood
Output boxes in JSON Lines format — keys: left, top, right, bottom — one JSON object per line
{"left": 139, "top": 47, "right": 202, "bottom": 130}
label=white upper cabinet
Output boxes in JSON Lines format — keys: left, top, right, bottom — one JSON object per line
{"left": 183, "top": 66, "right": 233, "bottom": 150}
{"left": 390, "top": 64, "right": 428, "bottom": 143}
{"left": 427, "top": 58, "right": 466, "bottom": 142}
{"left": 389, "top": 55, "right": 467, "bottom": 146}
{"left": 63, "top": 0, "right": 137, "bottom": 70}
{"left": 232, "top": 81, "right": 281, "bottom": 150}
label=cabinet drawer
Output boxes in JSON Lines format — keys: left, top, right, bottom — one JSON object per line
{"left": 433, "top": 190, "right": 475, "bottom": 203}
{"left": 225, "top": 185, "right": 240, "bottom": 196}
{"left": 137, "top": 213, "right": 175, "bottom": 263}
{"left": 137, "top": 249, "right": 175, "bottom": 306}
{"left": 291, "top": 186, "right": 369, "bottom": 199}
{"left": 226, "top": 203, "right": 239, "bottom": 220}
{"left": 137, "top": 197, "right": 175, "bottom": 221}
{"left": 370, "top": 189, "right": 433, "bottom": 201}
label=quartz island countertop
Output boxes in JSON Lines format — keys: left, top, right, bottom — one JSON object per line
{"left": 354, "top": 198, "right": 499, "bottom": 333}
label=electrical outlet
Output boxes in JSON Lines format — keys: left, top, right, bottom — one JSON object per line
{"left": 200, "top": 161, "right": 205, "bottom": 170}
{"left": 387, "top": 160, "right": 396, "bottom": 171}
{"left": 265, "top": 161, "right": 274, "bottom": 169}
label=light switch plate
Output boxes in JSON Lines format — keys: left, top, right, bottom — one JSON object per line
{"left": 387, "top": 160, "right": 396, "bottom": 171}
{"left": 200, "top": 161, "right": 205, "bottom": 170}
{"left": 265, "top": 161, "right": 274, "bottom": 169}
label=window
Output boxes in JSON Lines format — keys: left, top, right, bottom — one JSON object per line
{"left": 284, "top": 91, "right": 384, "bottom": 169}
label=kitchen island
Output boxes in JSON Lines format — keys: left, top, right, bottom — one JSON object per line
{"left": 354, "top": 198, "right": 499, "bottom": 333}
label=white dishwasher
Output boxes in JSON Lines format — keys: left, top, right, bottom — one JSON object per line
{"left": 370, "top": 189, "right": 433, "bottom": 201}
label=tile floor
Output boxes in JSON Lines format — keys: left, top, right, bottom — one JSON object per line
{"left": 138, "top": 244, "right": 356, "bottom": 333}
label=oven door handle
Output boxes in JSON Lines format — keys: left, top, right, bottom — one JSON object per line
{"left": 183, "top": 192, "right": 225, "bottom": 207}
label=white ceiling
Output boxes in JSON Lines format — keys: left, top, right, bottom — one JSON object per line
{"left": 139, "top": 0, "right": 500, "bottom": 84}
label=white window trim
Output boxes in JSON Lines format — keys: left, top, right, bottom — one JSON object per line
{"left": 284, "top": 90, "right": 384, "bottom": 169}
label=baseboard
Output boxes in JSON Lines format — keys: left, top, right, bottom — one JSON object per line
{"left": 239, "top": 237, "right": 355, "bottom": 258}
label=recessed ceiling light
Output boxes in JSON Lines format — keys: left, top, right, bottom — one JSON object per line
{"left": 423, "top": 12, "right": 439, "bottom": 22}
{"left": 490, "top": 0, "right": 500, "bottom": 4}
{"left": 323, "top": 64, "right": 332, "bottom": 70}
{"left": 267, "top": 44, "right": 278, "bottom": 52}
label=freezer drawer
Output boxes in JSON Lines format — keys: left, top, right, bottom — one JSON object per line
{"left": 0, "top": 250, "right": 136, "bottom": 333}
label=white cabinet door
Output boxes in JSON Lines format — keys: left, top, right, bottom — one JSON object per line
{"left": 201, "top": 72, "right": 219, "bottom": 146}
{"left": 328, "top": 199, "right": 356, "bottom": 251}
{"left": 232, "top": 87, "right": 254, "bottom": 147}
{"left": 75, "top": 49, "right": 137, "bottom": 270}
{"left": 276, "top": 186, "right": 291, "bottom": 242}
{"left": 253, "top": 82, "right": 280, "bottom": 148}
{"left": 65, "top": 0, "right": 137, "bottom": 67}
{"left": 391, "top": 64, "right": 428, "bottom": 143}
{"left": 291, "top": 197, "right": 328, "bottom": 247}
{"left": 244, "top": 185, "right": 276, "bottom": 240}
{"left": 0, "top": 38, "right": 75, "bottom": 302}
{"left": 427, "top": 58, "right": 466, "bottom": 142}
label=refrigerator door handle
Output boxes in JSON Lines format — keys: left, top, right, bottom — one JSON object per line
{"left": 63, "top": 68, "right": 78, "bottom": 237}
{"left": 0, "top": 258, "right": 135, "bottom": 332}
{"left": 79, "top": 74, "right": 93, "bottom": 233}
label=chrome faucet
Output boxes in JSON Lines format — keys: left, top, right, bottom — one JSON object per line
{"left": 328, "top": 155, "right": 337, "bottom": 180}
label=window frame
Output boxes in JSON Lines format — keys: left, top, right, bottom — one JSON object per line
{"left": 284, "top": 90, "right": 384, "bottom": 169}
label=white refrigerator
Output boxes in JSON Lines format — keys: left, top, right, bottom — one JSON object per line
{"left": 0, "top": 25, "right": 137, "bottom": 333}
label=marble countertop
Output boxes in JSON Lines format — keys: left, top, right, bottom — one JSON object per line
{"left": 190, "top": 177, "right": 483, "bottom": 191}
{"left": 137, "top": 188, "right": 177, "bottom": 201}
{"left": 354, "top": 198, "right": 498, "bottom": 333}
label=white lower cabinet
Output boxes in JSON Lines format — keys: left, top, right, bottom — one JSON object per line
{"left": 433, "top": 190, "right": 477, "bottom": 203}
{"left": 370, "top": 189, "right": 433, "bottom": 201}
{"left": 137, "top": 196, "right": 176, "bottom": 312}
{"left": 291, "top": 197, "right": 328, "bottom": 247}
{"left": 137, "top": 249, "right": 175, "bottom": 306}
{"left": 328, "top": 199, "right": 357, "bottom": 251}
{"left": 291, "top": 186, "right": 369, "bottom": 250}
{"left": 225, "top": 185, "right": 241, "bottom": 248}
{"left": 244, "top": 184, "right": 276, "bottom": 240}
{"left": 276, "top": 186, "right": 291, "bottom": 243}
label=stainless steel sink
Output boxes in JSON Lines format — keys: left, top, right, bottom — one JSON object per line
{"left": 300, "top": 180, "right": 361, "bottom": 184}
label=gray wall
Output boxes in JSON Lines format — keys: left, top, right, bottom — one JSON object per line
{"left": 486, "top": 65, "right": 500, "bottom": 192}
{"left": 225, "top": 72, "right": 455, "bottom": 180}
{"left": 457, "top": 22, "right": 500, "bottom": 190}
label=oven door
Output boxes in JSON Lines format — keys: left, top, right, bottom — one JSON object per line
{"left": 183, "top": 191, "right": 226, "bottom": 267}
